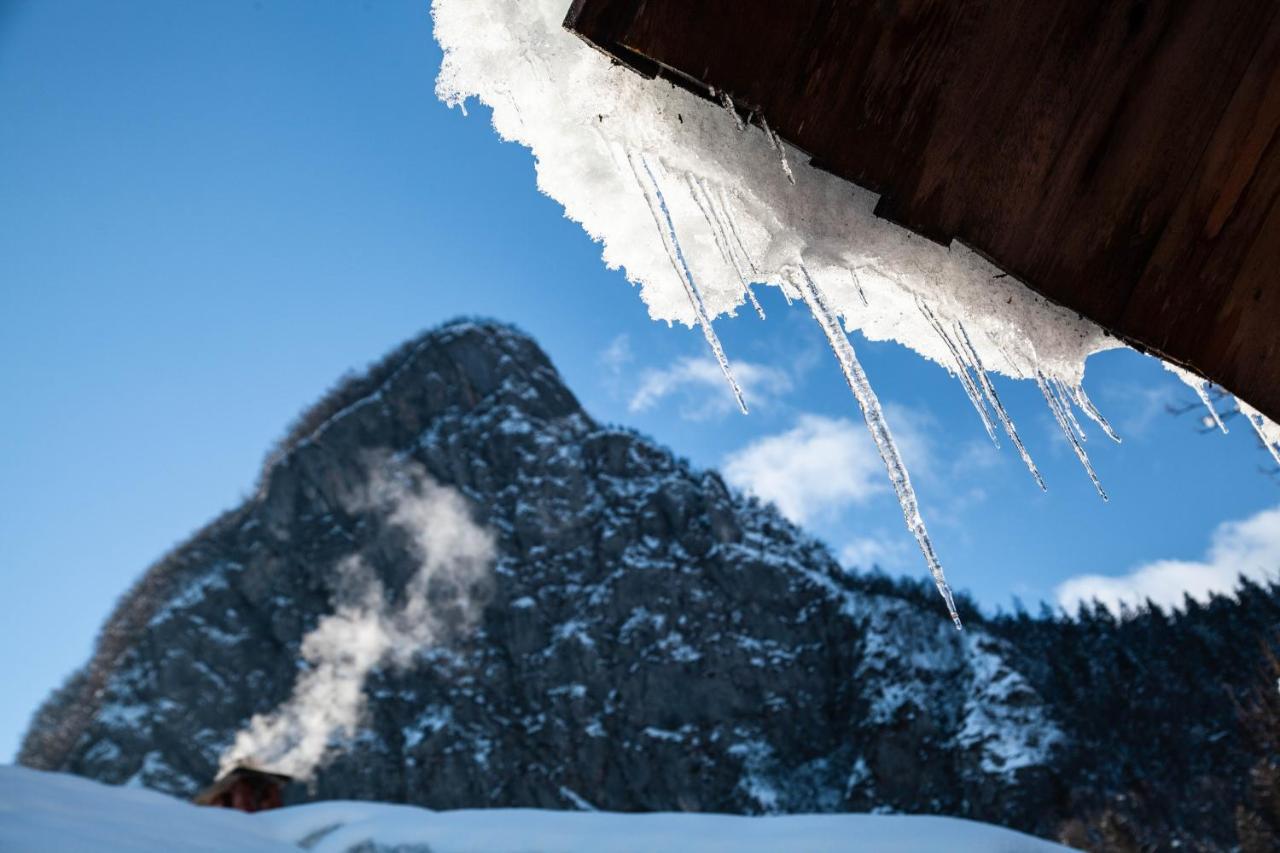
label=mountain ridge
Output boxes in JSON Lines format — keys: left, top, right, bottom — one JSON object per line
{"left": 20, "top": 318, "right": 1278, "bottom": 851}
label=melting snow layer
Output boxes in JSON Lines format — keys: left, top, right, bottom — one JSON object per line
{"left": 430, "top": 0, "right": 1279, "bottom": 620}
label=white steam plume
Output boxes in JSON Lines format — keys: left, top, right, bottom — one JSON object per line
{"left": 218, "top": 461, "right": 495, "bottom": 780}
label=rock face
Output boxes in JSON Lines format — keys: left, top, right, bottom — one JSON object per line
{"left": 19, "top": 320, "right": 1270, "bottom": 849}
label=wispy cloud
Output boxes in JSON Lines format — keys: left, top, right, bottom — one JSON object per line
{"left": 723, "top": 414, "right": 888, "bottom": 525}
{"left": 599, "top": 333, "right": 633, "bottom": 377}
{"left": 1107, "top": 380, "right": 1181, "bottom": 439}
{"left": 629, "top": 356, "right": 792, "bottom": 420}
{"left": 1056, "top": 503, "right": 1280, "bottom": 613}
{"left": 839, "top": 536, "right": 908, "bottom": 571}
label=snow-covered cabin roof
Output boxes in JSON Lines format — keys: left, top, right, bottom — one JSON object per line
{"left": 564, "top": 0, "right": 1280, "bottom": 425}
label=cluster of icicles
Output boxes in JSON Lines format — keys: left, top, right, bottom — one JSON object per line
{"left": 624, "top": 104, "right": 1269, "bottom": 629}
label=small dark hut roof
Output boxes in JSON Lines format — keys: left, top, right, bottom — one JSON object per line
{"left": 192, "top": 766, "right": 292, "bottom": 806}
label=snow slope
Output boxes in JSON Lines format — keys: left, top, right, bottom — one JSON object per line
{"left": 0, "top": 766, "right": 1070, "bottom": 852}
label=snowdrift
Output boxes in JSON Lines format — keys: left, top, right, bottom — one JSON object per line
{"left": 0, "top": 765, "right": 1068, "bottom": 852}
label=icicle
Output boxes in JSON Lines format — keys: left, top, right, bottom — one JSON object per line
{"left": 759, "top": 116, "right": 795, "bottom": 185}
{"left": 794, "top": 264, "right": 962, "bottom": 629}
{"left": 1195, "top": 384, "right": 1228, "bottom": 434}
{"left": 703, "top": 181, "right": 766, "bottom": 318}
{"left": 1190, "top": 376, "right": 1229, "bottom": 434}
{"left": 685, "top": 173, "right": 765, "bottom": 320}
{"left": 916, "top": 299, "right": 999, "bottom": 447}
{"left": 1051, "top": 376, "right": 1088, "bottom": 443}
{"left": 716, "top": 186, "right": 791, "bottom": 307}
{"left": 719, "top": 90, "right": 746, "bottom": 131}
{"left": 849, "top": 268, "right": 869, "bottom": 306}
{"left": 715, "top": 187, "right": 758, "bottom": 275}
{"left": 1164, "top": 362, "right": 1228, "bottom": 434}
{"left": 954, "top": 322, "right": 1047, "bottom": 491}
{"left": 992, "top": 341, "right": 1029, "bottom": 381}
{"left": 1238, "top": 399, "right": 1280, "bottom": 466}
{"left": 627, "top": 150, "right": 748, "bottom": 415}
{"left": 761, "top": 115, "right": 779, "bottom": 150}
{"left": 1071, "top": 383, "right": 1122, "bottom": 444}
{"left": 1036, "top": 371, "right": 1108, "bottom": 501}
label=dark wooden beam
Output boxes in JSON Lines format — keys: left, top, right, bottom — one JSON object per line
{"left": 566, "top": 0, "right": 1280, "bottom": 423}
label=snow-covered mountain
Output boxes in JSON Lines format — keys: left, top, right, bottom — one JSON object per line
{"left": 17, "top": 320, "right": 1275, "bottom": 850}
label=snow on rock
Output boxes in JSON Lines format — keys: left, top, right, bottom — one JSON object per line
{"left": 846, "top": 593, "right": 1063, "bottom": 786}
{"left": 953, "top": 633, "right": 1064, "bottom": 779}
{"left": 0, "top": 765, "right": 1072, "bottom": 853}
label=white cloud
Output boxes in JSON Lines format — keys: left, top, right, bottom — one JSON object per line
{"left": 1056, "top": 504, "right": 1280, "bottom": 613}
{"left": 839, "top": 536, "right": 907, "bottom": 571}
{"left": 599, "top": 334, "right": 633, "bottom": 376}
{"left": 722, "top": 414, "right": 886, "bottom": 525}
{"left": 722, "top": 409, "right": 933, "bottom": 526}
{"left": 1108, "top": 380, "right": 1180, "bottom": 438}
{"left": 628, "top": 356, "right": 792, "bottom": 420}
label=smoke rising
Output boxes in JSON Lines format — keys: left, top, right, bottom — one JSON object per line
{"left": 218, "top": 460, "right": 495, "bottom": 780}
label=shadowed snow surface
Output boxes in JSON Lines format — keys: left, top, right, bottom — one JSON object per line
{"left": 0, "top": 766, "right": 1069, "bottom": 853}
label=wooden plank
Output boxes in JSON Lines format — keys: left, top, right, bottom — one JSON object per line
{"left": 566, "top": 0, "right": 1280, "bottom": 422}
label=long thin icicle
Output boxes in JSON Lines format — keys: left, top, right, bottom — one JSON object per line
{"left": 705, "top": 183, "right": 766, "bottom": 316}
{"left": 794, "top": 264, "right": 961, "bottom": 629}
{"left": 1036, "top": 371, "right": 1108, "bottom": 501}
{"left": 1193, "top": 378, "right": 1229, "bottom": 434}
{"left": 1238, "top": 399, "right": 1280, "bottom": 466}
{"left": 685, "top": 173, "right": 766, "bottom": 320}
{"left": 1197, "top": 388, "right": 1229, "bottom": 434}
{"left": 1071, "top": 383, "right": 1122, "bottom": 444}
{"left": 849, "top": 268, "right": 869, "bottom": 306}
{"left": 716, "top": 186, "right": 791, "bottom": 307}
{"left": 714, "top": 187, "right": 758, "bottom": 275}
{"left": 1165, "top": 363, "right": 1229, "bottom": 435}
{"left": 917, "top": 298, "right": 999, "bottom": 447}
{"left": 1051, "top": 376, "right": 1088, "bottom": 443}
{"left": 627, "top": 151, "right": 748, "bottom": 415}
{"left": 719, "top": 90, "right": 746, "bottom": 131}
{"left": 954, "top": 321, "right": 1047, "bottom": 491}
{"left": 759, "top": 115, "right": 795, "bottom": 185}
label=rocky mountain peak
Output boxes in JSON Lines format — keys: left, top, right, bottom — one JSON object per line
{"left": 20, "top": 318, "right": 1272, "bottom": 850}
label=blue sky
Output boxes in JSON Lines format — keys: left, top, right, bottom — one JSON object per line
{"left": 2, "top": 0, "right": 1277, "bottom": 762}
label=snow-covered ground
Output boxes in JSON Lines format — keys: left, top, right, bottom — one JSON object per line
{"left": 0, "top": 765, "right": 1068, "bottom": 852}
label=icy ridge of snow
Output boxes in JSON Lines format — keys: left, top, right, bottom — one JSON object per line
{"left": 431, "top": 0, "right": 1112, "bottom": 380}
